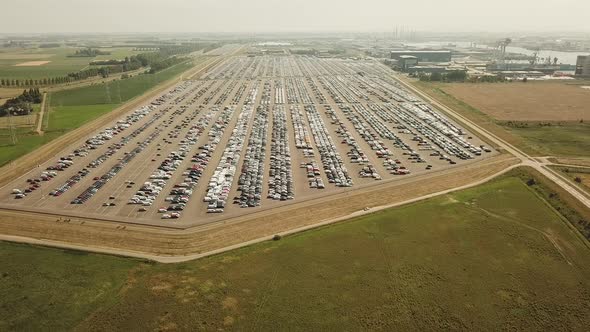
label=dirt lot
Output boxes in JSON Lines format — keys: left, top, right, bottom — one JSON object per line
{"left": 441, "top": 81, "right": 590, "bottom": 121}
{"left": 14, "top": 61, "right": 51, "bottom": 67}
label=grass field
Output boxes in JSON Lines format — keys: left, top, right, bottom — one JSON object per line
{"left": 413, "top": 81, "right": 590, "bottom": 157}
{"left": 50, "top": 61, "right": 193, "bottom": 107}
{"left": 0, "top": 130, "right": 62, "bottom": 166}
{"left": 504, "top": 122, "right": 590, "bottom": 157}
{"left": 0, "top": 47, "right": 142, "bottom": 80}
{"left": 1, "top": 171, "right": 589, "bottom": 331}
{"left": 46, "top": 104, "right": 120, "bottom": 132}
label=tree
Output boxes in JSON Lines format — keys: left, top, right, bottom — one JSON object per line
{"left": 522, "top": 77, "right": 528, "bottom": 83}
{"left": 430, "top": 72, "right": 443, "bottom": 82}
{"left": 575, "top": 177, "right": 582, "bottom": 183}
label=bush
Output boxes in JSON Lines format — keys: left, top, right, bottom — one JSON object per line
{"left": 272, "top": 235, "right": 282, "bottom": 241}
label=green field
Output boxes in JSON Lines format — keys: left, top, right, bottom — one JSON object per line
{"left": 412, "top": 81, "right": 590, "bottom": 157}
{"left": 46, "top": 104, "right": 120, "bottom": 132}
{"left": 50, "top": 61, "right": 193, "bottom": 107}
{"left": 2, "top": 171, "right": 589, "bottom": 331}
{"left": 0, "top": 47, "right": 142, "bottom": 80}
{"left": 504, "top": 122, "right": 590, "bottom": 157}
{"left": 0, "top": 130, "right": 62, "bottom": 166}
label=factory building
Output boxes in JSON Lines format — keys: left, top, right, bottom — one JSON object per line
{"left": 397, "top": 55, "right": 418, "bottom": 70}
{"left": 390, "top": 50, "right": 452, "bottom": 62}
{"left": 576, "top": 55, "right": 590, "bottom": 76}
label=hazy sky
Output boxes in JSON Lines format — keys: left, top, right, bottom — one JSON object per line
{"left": 2, "top": 0, "right": 590, "bottom": 34}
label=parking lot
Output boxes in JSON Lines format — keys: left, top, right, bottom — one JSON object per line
{"left": 0, "top": 55, "right": 494, "bottom": 226}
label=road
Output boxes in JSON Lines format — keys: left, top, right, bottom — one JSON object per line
{"left": 35, "top": 92, "right": 47, "bottom": 135}
{"left": 393, "top": 71, "right": 590, "bottom": 210}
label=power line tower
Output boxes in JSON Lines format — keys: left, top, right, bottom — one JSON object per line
{"left": 105, "top": 82, "right": 112, "bottom": 104}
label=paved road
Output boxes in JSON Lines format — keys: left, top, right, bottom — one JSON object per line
{"left": 392, "top": 71, "right": 590, "bottom": 210}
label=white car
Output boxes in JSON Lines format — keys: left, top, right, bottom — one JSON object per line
{"left": 161, "top": 214, "right": 171, "bottom": 219}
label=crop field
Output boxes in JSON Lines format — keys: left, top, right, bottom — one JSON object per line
{"left": 2, "top": 173, "right": 589, "bottom": 331}
{"left": 440, "top": 81, "right": 590, "bottom": 122}
{"left": 0, "top": 47, "right": 142, "bottom": 80}
{"left": 0, "top": 55, "right": 494, "bottom": 225}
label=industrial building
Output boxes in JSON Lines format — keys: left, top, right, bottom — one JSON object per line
{"left": 576, "top": 55, "right": 590, "bottom": 76}
{"left": 397, "top": 55, "right": 418, "bottom": 70}
{"left": 390, "top": 50, "right": 452, "bottom": 62}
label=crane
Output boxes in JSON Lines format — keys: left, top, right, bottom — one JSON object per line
{"left": 495, "top": 38, "right": 512, "bottom": 70}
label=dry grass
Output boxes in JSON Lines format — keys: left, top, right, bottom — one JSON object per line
{"left": 441, "top": 82, "right": 590, "bottom": 121}
{"left": 13, "top": 61, "right": 51, "bottom": 67}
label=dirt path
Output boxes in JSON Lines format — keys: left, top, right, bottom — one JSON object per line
{"left": 35, "top": 92, "right": 47, "bottom": 135}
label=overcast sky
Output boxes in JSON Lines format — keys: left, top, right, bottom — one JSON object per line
{"left": 2, "top": 0, "right": 589, "bottom": 34}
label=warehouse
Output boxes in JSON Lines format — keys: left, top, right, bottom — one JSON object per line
{"left": 575, "top": 55, "right": 590, "bottom": 77}
{"left": 391, "top": 50, "right": 452, "bottom": 62}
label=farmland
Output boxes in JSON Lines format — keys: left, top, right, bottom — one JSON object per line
{"left": 440, "top": 81, "right": 590, "bottom": 122}
{"left": 0, "top": 55, "right": 494, "bottom": 225}
{"left": 0, "top": 46, "right": 142, "bottom": 80}
{"left": 412, "top": 80, "right": 590, "bottom": 158}
{"left": 2, "top": 173, "right": 589, "bottom": 331}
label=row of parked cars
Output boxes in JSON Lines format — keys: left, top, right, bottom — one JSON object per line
{"left": 268, "top": 106, "right": 294, "bottom": 201}
{"left": 130, "top": 107, "right": 204, "bottom": 212}
{"left": 274, "top": 80, "right": 285, "bottom": 104}
{"left": 52, "top": 107, "right": 169, "bottom": 198}
{"left": 204, "top": 105, "right": 252, "bottom": 212}
{"left": 159, "top": 106, "right": 222, "bottom": 218}
{"left": 397, "top": 103, "right": 474, "bottom": 162}
{"left": 71, "top": 122, "right": 164, "bottom": 204}
{"left": 305, "top": 105, "right": 353, "bottom": 187}
{"left": 326, "top": 106, "right": 382, "bottom": 180}
{"left": 237, "top": 106, "right": 269, "bottom": 207}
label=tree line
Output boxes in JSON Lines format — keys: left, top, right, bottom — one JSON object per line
{"left": 68, "top": 48, "right": 111, "bottom": 57}
{"left": 0, "top": 88, "right": 42, "bottom": 117}
{"left": 418, "top": 70, "right": 468, "bottom": 82}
